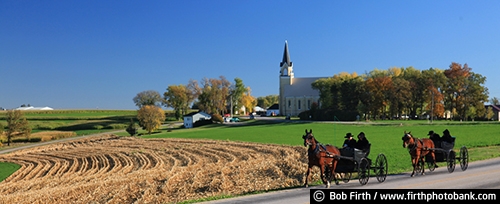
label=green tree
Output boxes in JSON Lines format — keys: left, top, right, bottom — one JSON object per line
{"left": 230, "top": 78, "right": 246, "bottom": 115}
{"left": 198, "top": 76, "right": 231, "bottom": 115}
{"left": 257, "top": 95, "right": 279, "bottom": 109}
{"left": 126, "top": 118, "right": 138, "bottom": 136}
{"left": 401, "top": 67, "right": 426, "bottom": 118}
{"left": 6, "top": 110, "right": 31, "bottom": 146}
{"left": 164, "top": 85, "right": 189, "bottom": 120}
{"left": 137, "top": 105, "right": 165, "bottom": 135}
{"left": 133, "top": 90, "right": 163, "bottom": 108}
{"left": 311, "top": 78, "right": 335, "bottom": 109}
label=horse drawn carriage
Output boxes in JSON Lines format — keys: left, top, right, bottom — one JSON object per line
{"left": 402, "top": 131, "right": 468, "bottom": 177}
{"left": 302, "top": 129, "right": 388, "bottom": 187}
{"left": 325, "top": 144, "right": 388, "bottom": 185}
{"left": 423, "top": 136, "right": 469, "bottom": 173}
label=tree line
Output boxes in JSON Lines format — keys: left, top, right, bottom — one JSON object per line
{"left": 133, "top": 76, "right": 279, "bottom": 120}
{"left": 311, "top": 62, "right": 494, "bottom": 121}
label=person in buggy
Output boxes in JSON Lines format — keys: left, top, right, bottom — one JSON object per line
{"left": 442, "top": 129, "right": 454, "bottom": 143}
{"left": 427, "top": 130, "right": 442, "bottom": 148}
{"left": 355, "top": 132, "right": 370, "bottom": 152}
{"left": 342, "top": 132, "right": 356, "bottom": 149}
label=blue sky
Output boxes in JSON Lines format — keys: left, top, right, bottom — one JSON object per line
{"left": 2, "top": 0, "right": 500, "bottom": 110}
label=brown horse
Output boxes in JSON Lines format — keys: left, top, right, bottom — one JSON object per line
{"left": 302, "top": 129, "right": 340, "bottom": 188}
{"left": 402, "top": 131, "right": 436, "bottom": 177}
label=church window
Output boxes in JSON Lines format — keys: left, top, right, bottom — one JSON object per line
{"left": 307, "top": 100, "right": 311, "bottom": 109}
{"left": 288, "top": 100, "right": 291, "bottom": 108}
{"left": 298, "top": 100, "right": 301, "bottom": 110}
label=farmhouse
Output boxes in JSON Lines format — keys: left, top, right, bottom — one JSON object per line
{"left": 183, "top": 111, "right": 211, "bottom": 128}
{"left": 279, "top": 41, "right": 323, "bottom": 116}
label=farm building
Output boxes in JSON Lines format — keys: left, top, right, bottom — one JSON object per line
{"left": 485, "top": 104, "right": 500, "bottom": 121}
{"left": 15, "top": 106, "right": 54, "bottom": 110}
{"left": 183, "top": 111, "right": 211, "bottom": 128}
{"left": 266, "top": 104, "right": 279, "bottom": 116}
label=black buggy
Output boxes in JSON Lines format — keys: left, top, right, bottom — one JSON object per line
{"left": 323, "top": 144, "right": 388, "bottom": 185}
{"left": 421, "top": 137, "right": 469, "bottom": 173}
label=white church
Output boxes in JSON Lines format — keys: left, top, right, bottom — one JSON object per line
{"left": 278, "top": 41, "right": 324, "bottom": 116}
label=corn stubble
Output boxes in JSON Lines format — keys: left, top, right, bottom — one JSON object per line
{"left": 0, "top": 135, "right": 317, "bottom": 203}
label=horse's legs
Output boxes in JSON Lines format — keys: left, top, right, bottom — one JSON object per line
{"left": 411, "top": 152, "right": 420, "bottom": 177}
{"left": 430, "top": 150, "right": 437, "bottom": 167}
{"left": 410, "top": 156, "right": 416, "bottom": 177}
{"left": 332, "top": 161, "right": 339, "bottom": 185}
{"left": 319, "top": 163, "right": 330, "bottom": 188}
{"left": 304, "top": 165, "right": 312, "bottom": 187}
{"left": 420, "top": 155, "right": 426, "bottom": 175}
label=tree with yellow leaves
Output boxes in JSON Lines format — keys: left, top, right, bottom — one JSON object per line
{"left": 137, "top": 105, "right": 165, "bottom": 135}
{"left": 241, "top": 87, "right": 257, "bottom": 115}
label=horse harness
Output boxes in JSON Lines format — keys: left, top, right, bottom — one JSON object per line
{"left": 308, "top": 142, "right": 338, "bottom": 159}
{"left": 406, "top": 137, "right": 430, "bottom": 154}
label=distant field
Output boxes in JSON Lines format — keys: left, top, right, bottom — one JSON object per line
{"left": 0, "top": 110, "right": 137, "bottom": 119}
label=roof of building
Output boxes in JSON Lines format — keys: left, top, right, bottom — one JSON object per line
{"left": 486, "top": 104, "right": 500, "bottom": 111}
{"left": 268, "top": 104, "right": 279, "bottom": 110}
{"left": 282, "top": 77, "right": 323, "bottom": 97}
{"left": 183, "top": 111, "right": 211, "bottom": 117}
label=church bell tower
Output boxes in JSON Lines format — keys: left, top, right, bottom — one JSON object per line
{"left": 279, "top": 41, "right": 293, "bottom": 116}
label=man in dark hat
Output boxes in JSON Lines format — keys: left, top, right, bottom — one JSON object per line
{"left": 428, "top": 130, "right": 441, "bottom": 148}
{"left": 343, "top": 133, "right": 356, "bottom": 149}
{"left": 442, "top": 129, "right": 453, "bottom": 143}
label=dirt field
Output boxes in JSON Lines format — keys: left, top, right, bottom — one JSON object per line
{"left": 0, "top": 135, "right": 314, "bottom": 203}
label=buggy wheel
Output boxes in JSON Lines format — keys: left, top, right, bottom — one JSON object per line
{"left": 374, "top": 153, "right": 387, "bottom": 183}
{"left": 358, "top": 158, "right": 370, "bottom": 185}
{"left": 460, "top": 146, "right": 469, "bottom": 171}
{"left": 447, "top": 150, "right": 456, "bottom": 173}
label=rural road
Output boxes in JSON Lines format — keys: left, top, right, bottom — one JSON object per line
{"left": 200, "top": 157, "right": 500, "bottom": 204}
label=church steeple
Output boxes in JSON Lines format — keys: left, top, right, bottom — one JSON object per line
{"left": 280, "top": 40, "right": 293, "bottom": 77}
{"left": 280, "top": 40, "right": 292, "bottom": 67}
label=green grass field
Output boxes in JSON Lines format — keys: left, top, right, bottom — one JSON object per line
{"left": 0, "top": 162, "right": 21, "bottom": 181}
{"left": 127, "top": 119, "right": 500, "bottom": 174}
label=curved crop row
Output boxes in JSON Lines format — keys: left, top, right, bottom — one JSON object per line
{"left": 0, "top": 135, "right": 314, "bottom": 203}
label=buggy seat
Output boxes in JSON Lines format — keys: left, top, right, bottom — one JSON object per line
{"left": 354, "top": 143, "right": 370, "bottom": 162}
{"left": 341, "top": 144, "right": 371, "bottom": 162}
{"left": 440, "top": 137, "right": 455, "bottom": 152}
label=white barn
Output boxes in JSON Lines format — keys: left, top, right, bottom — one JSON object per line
{"left": 183, "top": 111, "right": 211, "bottom": 128}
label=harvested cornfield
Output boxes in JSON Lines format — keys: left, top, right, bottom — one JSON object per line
{"left": 0, "top": 135, "right": 315, "bottom": 203}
